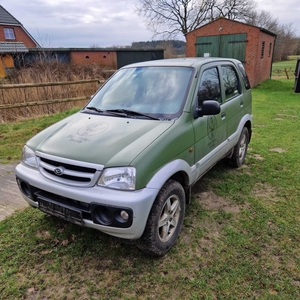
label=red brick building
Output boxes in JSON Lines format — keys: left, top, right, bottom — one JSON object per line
{"left": 0, "top": 5, "right": 40, "bottom": 76}
{"left": 23, "top": 48, "right": 164, "bottom": 71}
{"left": 0, "top": 5, "right": 40, "bottom": 48}
{"left": 186, "top": 18, "right": 276, "bottom": 87}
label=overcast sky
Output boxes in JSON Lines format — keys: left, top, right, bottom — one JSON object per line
{"left": 1, "top": 0, "right": 299, "bottom": 48}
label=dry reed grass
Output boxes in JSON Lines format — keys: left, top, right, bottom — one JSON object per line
{"left": 0, "top": 61, "right": 106, "bottom": 122}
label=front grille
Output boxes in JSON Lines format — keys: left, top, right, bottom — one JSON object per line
{"left": 36, "top": 152, "right": 103, "bottom": 187}
{"left": 40, "top": 157, "right": 96, "bottom": 173}
{"left": 43, "top": 168, "right": 91, "bottom": 182}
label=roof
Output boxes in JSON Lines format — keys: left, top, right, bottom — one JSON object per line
{"left": 0, "top": 42, "right": 28, "bottom": 53}
{"left": 186, "top": 17, "right": 277, "bottom": 37}
{"left": 28, "top": 48, "right": 164, "bottom": 53}
{"left": 0, "top": 5, "right": 21, "bottom": 25}
{"left": 123, "top": 57, "right": 241, "bottom": 68}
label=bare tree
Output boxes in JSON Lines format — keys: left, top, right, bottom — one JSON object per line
{"left": 248, "top": 10, "right": 279, "bottom": 33}
{"left": 248, "top": 10, "right": 298, "bottom": 61}
{"left": 212, "top": 0, "right": 257, "bottom": 21}
{"left": 275, "top": 24, "right": 298, "bottom": 61}
{"left": 136, "top": 0, "right": 214, "bottom": 39}
{"left": 295, "top": 38, "right": 300, "bottom": 55}
{"left": 136, "top": 0, "right": 257, "bottom": 39}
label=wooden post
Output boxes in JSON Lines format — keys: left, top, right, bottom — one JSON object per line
{"left": 284, "top": 68, "right": 289, "bottom": 80}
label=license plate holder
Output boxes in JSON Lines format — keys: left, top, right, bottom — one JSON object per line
{"left": 38, "top": 197, "right": 83, "bottom": 226}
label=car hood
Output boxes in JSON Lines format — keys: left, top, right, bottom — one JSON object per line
{"left": 27, "top": 112, "right": 174, "bottom": 166}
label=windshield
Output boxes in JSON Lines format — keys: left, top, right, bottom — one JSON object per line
{"left": 86, "top": 66, "right": 193, "bottom": 120}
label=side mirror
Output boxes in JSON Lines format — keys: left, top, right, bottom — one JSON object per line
{"left": 196, "top": 100, "right": 220, "bottom": 117}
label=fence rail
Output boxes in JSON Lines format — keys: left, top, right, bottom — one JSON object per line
{"left": 0, "top": 79, "right": 105, "bottom": 90}
{"left": 0, "top": 79, "right": 105, "bottom": 110}
{"left": 0, "top": 96, "right": 90, "bottom": 110}
{"left": 0, "top": 79, "right": 104, "bottom": 122}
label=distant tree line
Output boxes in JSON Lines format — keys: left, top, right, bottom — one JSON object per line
{"left": 131, "top": 40, "right": 186, "bottom": 57}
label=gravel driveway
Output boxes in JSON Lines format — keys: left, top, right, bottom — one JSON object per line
{"left": 0, "top": 163, "right": 28, "bottom": 221}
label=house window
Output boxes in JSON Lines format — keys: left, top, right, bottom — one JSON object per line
{"left": 261, "top": 41, "right": 265, "bottom": 58}
{"left": 4, "top": 28, "right": 15, "bottom": 40}
{"left": 268, "top": 43, "right": 272, "bottom": 57}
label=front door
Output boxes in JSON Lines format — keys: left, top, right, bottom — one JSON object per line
{"left": 219, "top": 64, "right": 245, "bottom": 140}
{"left": 192, "top": 66, "right": 228, "bottom": 178}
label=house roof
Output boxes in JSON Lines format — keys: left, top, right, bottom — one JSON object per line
{"left": 0, "top": 42, "right": 28, "bottom": 53}
{"left": 0, "top": 5, "right": 21, "bottom": 25}
{"left": 0, "top": 5, "right": 40, "bottom": 48}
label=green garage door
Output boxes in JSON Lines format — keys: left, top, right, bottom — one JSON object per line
{"left": 196, "top": 33, "right": 247, "bottom": 62}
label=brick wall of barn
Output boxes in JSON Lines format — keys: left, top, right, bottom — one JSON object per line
{"left": 185, "top": 18, "right": 275, "bottom": 87}
{"left": 70, "top": 51, "right": 117, "bottom": 69}
{"left": 255, "top": 31, "right": 275, "bottom": 87}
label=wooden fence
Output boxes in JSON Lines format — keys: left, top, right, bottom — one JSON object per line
{"left": 0, "top": 79, "right": 105, "bottom": 122}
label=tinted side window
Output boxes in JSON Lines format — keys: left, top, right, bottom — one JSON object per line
{"left": 198, "top": 67, "right": 221, "bottom": 105}
{"left": 238, "top": 63, "right": 251, "bottom": 90}
{"left": 222, "top": 66, "right": 241, "bottom": 101}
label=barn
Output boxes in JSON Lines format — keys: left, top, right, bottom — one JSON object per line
{"left": 185, "top": 18, "right": 277, "bottom": 87}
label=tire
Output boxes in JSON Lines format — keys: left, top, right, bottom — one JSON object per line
{"left": 137, "top": 179, "right": 185, "bottom": 256}
{"left": 231, "top": 127, "right": 249, "bottom": 168}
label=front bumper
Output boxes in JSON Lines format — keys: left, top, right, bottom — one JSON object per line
{"left": 15, "top": 163, "right": 158, "bottom": 239}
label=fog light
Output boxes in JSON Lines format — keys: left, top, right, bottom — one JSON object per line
{"left": 120, "top": 210, "right": 129, "bottom": 221}
{"left": 17, "top": 178, "right": 32, "bottom": 199}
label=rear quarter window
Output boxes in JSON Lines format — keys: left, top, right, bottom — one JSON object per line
{"left": 238, "top": 63, "right": 251, "bottom": 90}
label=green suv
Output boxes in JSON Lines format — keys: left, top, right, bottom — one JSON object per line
{"left": 16, "top": 58, "right": 252, "bottom": 256}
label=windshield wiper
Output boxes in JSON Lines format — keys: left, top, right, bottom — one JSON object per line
{"left": 107, "top": 109, "right": 160, "bottom": 120}
{"left": 85, "top": 107, "right": 126, "bottom": 117}
{"left": 85, "top": 106, "right": 105, "bottom": 113}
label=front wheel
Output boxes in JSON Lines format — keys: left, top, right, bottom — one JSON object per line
{"left": 231, "top": 127, "right": 249, "bottom": 168}
{"left": 137, "top": 179, "right": 185, "bottom": 256}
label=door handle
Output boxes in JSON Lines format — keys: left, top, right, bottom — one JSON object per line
{"left": 240, "top": 100, "right": 244, "bottom": 106}
{"left": 221, "top": 112, "right": 226, "bottom": 119}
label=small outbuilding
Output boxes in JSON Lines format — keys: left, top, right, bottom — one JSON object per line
{"left": 185, "top": 18, "right": 277, "bottom": 87}
{"left": 20, "top": 48, "right": 164, "bottom": 70}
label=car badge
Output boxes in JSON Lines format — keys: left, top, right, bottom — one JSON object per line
{"left": 54, "top": 166, "right": 65, "bottom": 176}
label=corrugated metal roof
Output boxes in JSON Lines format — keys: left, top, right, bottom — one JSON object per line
{"left": 0, "top": 5, "right": 21, "bottom": 25}
{"left": 0, "top": 42, "right": 28, "bottom": 53}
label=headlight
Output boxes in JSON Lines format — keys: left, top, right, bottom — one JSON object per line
{"left": 22, "top": 145, "right": 38, "bottom": 168}
{"left": 98, "top": 167, "right": 136, "bottom": 190}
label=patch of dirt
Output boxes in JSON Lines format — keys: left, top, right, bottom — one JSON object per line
{"left": 269, "top": 148, "right": 287, "bottom": 153}
{"left": 197, "top": 191, "right": 249, "bottom": 213}
{"left": 181, "top": 216, "right": 223, "bottom": 258}
{"left": 36, "top": 230, "right": 51, "bottom": 239}
{"left": 277, "top": 114, "right": 298, "bottom": 118}
{"left": 251, "top": 183, "right": 279, "bottom": 201}
{"left": 250, "top": 153, "right": 264, "bottom": 160}
{"left": 274, "top": 118, "right": 284, "bottom": 121}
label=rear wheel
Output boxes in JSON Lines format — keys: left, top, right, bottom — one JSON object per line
{"left": 231, "top": 127, "right": 249, "bottom": 168}
{"left": 137, "top": 179, "right": 185, "bottom": 256}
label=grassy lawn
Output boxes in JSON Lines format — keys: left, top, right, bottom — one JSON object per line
{"left": 272, "top": 57, "right": 299, "bottom": 79}
{"left": 0, "top": 79, "right": 299, "bottom": 299}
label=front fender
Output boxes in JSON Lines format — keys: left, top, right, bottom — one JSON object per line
{"left": 146, "top": 159, "right": 196, "bottom": 190}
